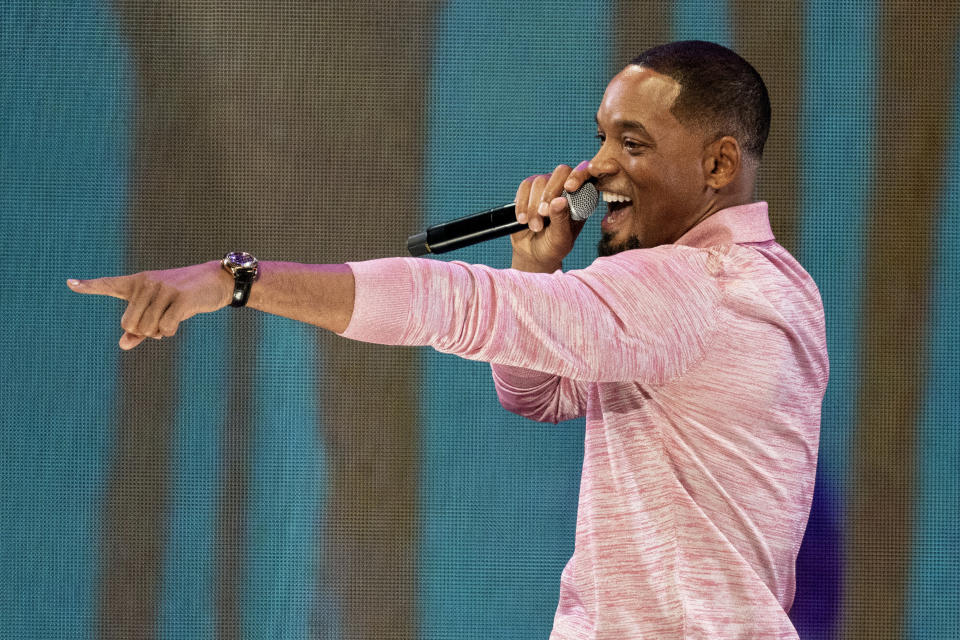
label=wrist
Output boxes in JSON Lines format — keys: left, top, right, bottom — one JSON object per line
{"left": 221, "top": 251, "right": 260, "bottom": 307}
{"left": 211, "top": 260, "right": 235, "bottom": 308}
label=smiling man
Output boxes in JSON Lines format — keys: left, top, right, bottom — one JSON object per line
{"left": 69, "top": 41, "right": 828, "bottom": 638}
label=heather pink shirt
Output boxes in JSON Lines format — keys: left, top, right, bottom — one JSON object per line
{"left": 340, "top": 202, "right": 828, "bottom": 639}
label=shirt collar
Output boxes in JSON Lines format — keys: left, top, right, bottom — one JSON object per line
{"left": 674, "top": 201, "right": 774, "bottom": 248}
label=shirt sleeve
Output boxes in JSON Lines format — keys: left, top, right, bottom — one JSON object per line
{"left": 338, "top": 246, "right": 724, "bottom": 385}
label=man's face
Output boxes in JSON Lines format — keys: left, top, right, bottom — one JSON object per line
{"left": 591, "top": 65, "right": 712, "bottom": 255}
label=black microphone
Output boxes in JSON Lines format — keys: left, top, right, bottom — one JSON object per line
{"left": 407, "top": 180, "right": 600, "bottom": 256}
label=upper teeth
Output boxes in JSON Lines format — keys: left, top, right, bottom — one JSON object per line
{"left": 602, "top": 192, "right": 632, "bottom": 203}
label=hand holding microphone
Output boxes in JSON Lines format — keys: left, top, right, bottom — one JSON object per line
{"left": 511, "top": 162, "right": 596, "bottom": 272}
{"left": 407, "top": 162, "right": 598, "bottom": 272}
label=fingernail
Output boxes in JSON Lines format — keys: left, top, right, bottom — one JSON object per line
{"left": 576, "top": 161, "right": 589, "bottom": 170}
{"left": 517, "top": 212, "right": 527, "bottom": 223}
{"left": 538, "top": 202, "right": 548, "bottom": 216}
{"left": 67, "top": 279, "right": 80, "bottom": 287}
{"left": 564, "top": 180, "right": 576, "bottom": 191}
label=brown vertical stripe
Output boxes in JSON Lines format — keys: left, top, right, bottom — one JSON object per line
{"left": 214, "top": 314, "right": 256, "bottom": 640}
{"left": 108, "top": 2, "right": 443, "bottom": 637}
{"left": 98, "top": 345, "right": 176, "bottom": 640}
{"left": 731, "top": 1, "right": 804, "bottom": 256}
{"left": 291, "top": 4, "right": 438, "bottom": 637}
{"left": 106, "top": 2, "right": 257, "bottom": 637}
{"left": 613, "top": 1, "right": 671, "bottom": 69}
{"left": 846, "top": 4, "right": 960, "bottom": 637}
{"left": 114, "top": 2, "right": 439, "bottom": 637}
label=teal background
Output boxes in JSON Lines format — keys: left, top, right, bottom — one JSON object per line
{"left": 420, "top": 3, "right": 607, "bottom": 635}
{"left": 0, "top": 1, "right": 130, "bottom": 637}
{"left": 1, "top": 1, "right": 957, "bottom": 638}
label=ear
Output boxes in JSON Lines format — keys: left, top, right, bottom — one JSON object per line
{"left": 702, "top": 136, "right": 741, "bottom": 190}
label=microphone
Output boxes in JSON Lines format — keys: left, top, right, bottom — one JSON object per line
{"left": 407, "top": 180, "right": 599, "bottom": 256}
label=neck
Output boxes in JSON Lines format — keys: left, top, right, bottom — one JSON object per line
{"left": 678, "top": 184, "right": 756, "bottom": 241}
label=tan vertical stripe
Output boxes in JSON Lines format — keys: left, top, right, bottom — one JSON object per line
{"left": 213, "top": 315, "right": 256, "bottom": 640}
{"left": 613, "top": 1, "right": 671, "bottom": 68}
{"left": 730, "top": 1, "right": 804, "bottom": 256}
{"left": 846, "top": 4, "right": 960, "bottom": 637}
{"left": 110, "top": 2, "right": 436, "bottom": 637}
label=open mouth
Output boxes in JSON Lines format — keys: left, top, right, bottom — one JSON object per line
{"left": 601, "top": 192, "right": 632, "bottom": 232}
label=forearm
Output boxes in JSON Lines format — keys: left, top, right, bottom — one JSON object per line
{"left": 501, "top": 254, "right": 565, "bottom": 391}
{"left": 247, "top": 261, "right": 355, "bottom": 334}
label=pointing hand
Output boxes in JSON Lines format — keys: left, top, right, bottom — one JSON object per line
{"left": 67, "top": 260, "right": 234, "bottom": 350}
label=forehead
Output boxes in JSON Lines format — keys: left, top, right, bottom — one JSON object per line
{"left": 596, "top": 65, "right": 682, "bottom": 130}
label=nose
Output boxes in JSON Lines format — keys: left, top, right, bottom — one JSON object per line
{"left": 588, "top": 145, "right": 617, "bottom": 179}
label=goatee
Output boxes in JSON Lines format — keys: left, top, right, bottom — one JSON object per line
{"left": 597, "top": 232, "right": 642, "bottom": 257}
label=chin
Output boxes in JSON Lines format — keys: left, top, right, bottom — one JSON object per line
{"left": 597, "top": 232, "right": 642, "bottom": 257}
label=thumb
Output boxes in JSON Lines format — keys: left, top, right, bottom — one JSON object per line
{"left": 119, "top": 331, "right": 146, "bottom": 351}
{"left": 546, "top": 196, "right": 586, "bottom": 233}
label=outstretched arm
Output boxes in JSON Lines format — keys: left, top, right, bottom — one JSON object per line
{"left": 70, "top": 247, "right": 720, "bottom": 384}
{"left": 67, "top": 162, "right": 592, "bottom": 354}
{"left": 67, "top": 260, "right": 354, "bottom": 350}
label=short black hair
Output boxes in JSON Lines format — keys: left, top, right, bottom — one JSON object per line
{"left": 630, "top": 41, "right": 771, "bottom": 160}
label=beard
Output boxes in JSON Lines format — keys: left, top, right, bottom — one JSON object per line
{"left": 597, "top": 231, "right": 642, "bottom": 257}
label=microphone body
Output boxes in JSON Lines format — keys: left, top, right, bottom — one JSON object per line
{"left": 407, "top": 180, "right": 599, "bottom": 256}
{"left": 407, "top": 204, "right": 528, "bottom": 256}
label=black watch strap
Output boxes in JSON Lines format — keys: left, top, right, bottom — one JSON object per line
{"left": 230, "top": 270, "right": 255, "bottom": 307}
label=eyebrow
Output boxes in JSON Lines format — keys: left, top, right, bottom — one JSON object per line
{"left": 595, "top": 114, "right": 654, "bottom": 138}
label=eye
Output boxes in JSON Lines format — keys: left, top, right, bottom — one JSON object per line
{"left": 623, "top": 138, "right": 649, "bottom": 153}
{"left": 595, "top": 132, "right": 606, "bottom": 145}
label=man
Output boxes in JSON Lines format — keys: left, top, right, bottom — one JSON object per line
{"left": 69, "top": 41, "right": 828, "bottom": 638}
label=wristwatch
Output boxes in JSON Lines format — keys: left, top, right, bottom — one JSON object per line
{"left": 222, "top": 251, "right": 260, "bottom": 307}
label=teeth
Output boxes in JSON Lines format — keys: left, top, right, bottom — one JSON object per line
{"left": 601, "top": 192, "right": 632, "bottom": 203}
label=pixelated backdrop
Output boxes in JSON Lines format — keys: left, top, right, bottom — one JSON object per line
{"left": 1, "top": 1, "right": 958, "bottom": 638}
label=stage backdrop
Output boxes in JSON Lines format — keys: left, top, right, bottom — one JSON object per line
{"left": 1, "top": 1, "right": 958, "bottom": 638}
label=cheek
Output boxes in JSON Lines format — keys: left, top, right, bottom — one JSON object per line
{"left": 623, "top": 156, "right": 664, "bottom": 193}
{"left": 623, "top": 154, "right": 701, "bottom": 208}
{"left": 659, "top": 155, "right": 704, "bottom": 196}
{"left": 624, "top": 151, "right": 694, "bottom": 196}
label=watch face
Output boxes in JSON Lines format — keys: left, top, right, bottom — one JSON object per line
{"left": 226, "top": 251, "right": 257, "bottom": 269}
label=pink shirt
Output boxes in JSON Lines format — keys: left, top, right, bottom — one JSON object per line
{"left": 341, "top": 202, "right": 828, "bottom": 639}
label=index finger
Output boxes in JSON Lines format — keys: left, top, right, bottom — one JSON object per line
{"left": 66, "top": 275, "right": 133, "bottom": 299}
{"left": 562, "top": 160, "right": 591, "bottom": 193}
{"left": 542, "top": 164, "right": 575, "bottom": 205}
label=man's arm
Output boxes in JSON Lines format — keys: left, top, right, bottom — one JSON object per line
{"left": 492, "top": 363, "right": 589, "bottom": 423}
{"left": 67, "top": 260, "right": 354, "bottom": 350}
{"left": 247, "top": 262, "right": 354, "bottom": 332}
{"left": 488, "top": 162, "right": 593, "bottom": 421}
{"left": 69, "top": 241, "right": 721, "bottom": 384}
{"left": 66, "top": 163, "right": 592, "bottom": 352}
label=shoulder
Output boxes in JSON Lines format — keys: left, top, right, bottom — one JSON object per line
{"left": 577, "top": 244, "right": 726, "bottom": 285}
{"left": 564, "top": 245, "right": 728, "bottom": 335}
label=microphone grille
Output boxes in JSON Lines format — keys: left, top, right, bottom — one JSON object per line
{"left": 563, "top": 180, "right": 600, "bottom": 222}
